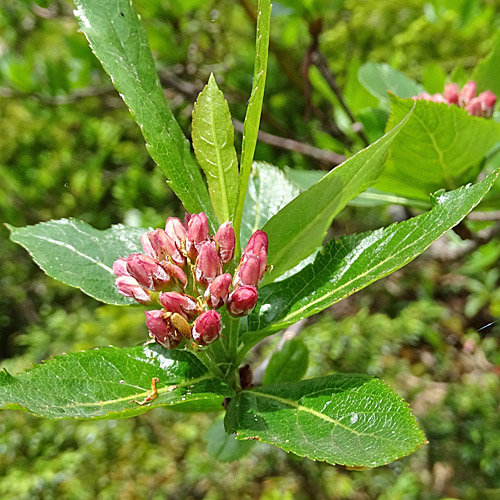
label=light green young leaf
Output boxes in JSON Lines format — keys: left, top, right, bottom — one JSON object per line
{"left": 74, "top": 0, "right": 216, "bottom": 226}
{"left": 7, "top": 219, "right": 146, "bottom": 305}
{"left": 0, "top": 345, "right": 233, "bottom": 419}
{"left": 358, "top": 63, "right": 424, "bottom": 103}
{"left": 244, "top": 172, "right": 498, "bottom": 345}
{"left": 261, "top": 107, "right": 413, "bottom": 284}
{"left": 262, "top": 338, "right": 309, "bottom": 385}
{"left": 192, "top": 74, "right": 239, "bottom": 223}
{"left": 225, "top": 374, "right": 426, "bottom": 468}
{"left": 376, "top": 96, "right": 500, "bottom": 200}
{"left": 233, "top": 0, "right": 272, "bottom": 250}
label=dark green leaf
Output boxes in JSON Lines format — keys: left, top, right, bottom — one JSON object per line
{"left": 376, "top": 95, "right": 500, "bottom": 200}
{"left": 358, "top": 63, "right": 424, "bottom": 103}
{"left": 245, "top": 172, "right": 498, "bottom": 341}
{"left": 225, "top": 374, "right": 426, "bottom": 468}
{"left": 261, "top": 107, "right": 413, "bottom": 284}
{"left": 74, "top": 0, "right": 215, "bottom": 225}
{"left": 0, "top": 345, "right": 233, "bottom": 419}
{"left": 241, "top": 162, "right": 300, "bottom": 246}
{"left": 204, "top": 416, "right": 255, "bottom": 462}
{"left": 192, "top": 74, "right": 239, "bottom": 223}
{"left": 262, "top": 338, "right": 309, "bottom": 385}
{"left": 7, "top": 219, "right": 145, "bottom": 305}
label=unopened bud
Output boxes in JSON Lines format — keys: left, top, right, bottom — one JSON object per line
{"left": 413, "top": 92, "right": 432, "bottom": 101}
{"left": 113, "top": 257, "right": 130, "bottom": 277}
{"left": 186, "top": 212, "right": 209, "bottom": 260}
{"left": 195, "top": 241, "right": 221, "bottom": 285}
{"left": 227, "top": 285, "right": 258, "bottom": 317}
{"left": 215, "top": 222, "right": 235, "bottom": 264}
{"left": 126, "top": 253, "right": 170, "bottom": 291}
{"left": 240, "top": 230, "right": 268, "bottom": 283}
{"left": 444, "top": 83, "right": 460, "bottom": 104}
{"left": 431, "top": 93, "right": 447, "bottom": 103}
{"left": 192, "top": 310, "right": 222, "bottom": 346}
{"left": 459, "top": 81, "right": 477, "bottom": 106}
{"left": 234, "top": 254, "right": 260, "bottom": 287}
{"left": 165, "top": 217, "right": 188, "bottom": 249}
{"left": 466, "top": 97, "right": 483, "bottom": 116}
{"left": 159, "top": 292, "right": 198, "bottom": 320}
{"left": 478, "top": 90, "right": 497, "bottom": 117}
{"left": 160, "top": 261, "right": 188, "bottom": 289}
{"left": 145, "top": 310, "right": 182, "bottom": 349}
{"left": 205, "top": 273, "right": 232, "bottom": 308}
{"left": 143, "top": 228, "right": 185, "bottom": 267}
{"left": 115, "top": 276, "right": 152, "bottom": 304}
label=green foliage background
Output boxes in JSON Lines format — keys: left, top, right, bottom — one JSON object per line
{"left": 1, "top": 0, "right": 500, "bottom": 498}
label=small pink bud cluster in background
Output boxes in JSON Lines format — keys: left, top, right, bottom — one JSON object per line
{"left": 413, "top": 81, "right": 497, "bottom": 118}
{"left": 113, "top": 212, "right": 268, "bottom": 350}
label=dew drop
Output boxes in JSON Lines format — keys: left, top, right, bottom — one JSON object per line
{"left": 350, "top": 413, "right": 358, "bottom": 424}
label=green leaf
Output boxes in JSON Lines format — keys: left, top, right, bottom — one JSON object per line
{"left": 262, "top": 338, "right": 309, "bottom": 385}
{"left": 7, "top": 219, "right": 145, "bottom": 305}
{"left": 245, "top": 172, "right": 498, "bottom": 342}
{"left": 358, "top": 63, "right": 424, "bottom": 103}
{"left": 241, "top": 162, "right": 300, "bottom": 247}
{"left": 233, "top": 0, "right": 272, "bottom": 250}
{"left": 261, "top": 107, "right": 413, "bottom": 284}
{"left": 472, "top": 33, "right": 500, "bottom": 96}
{"left": 192, "top": 74, "right": 239, "bottom": 223}
{"left": 73, "top": 0, "right": 215, "bottom": 226}
{"left": 0, "top": 345, "right": 233, "bottom": 419}
{"left": 376, "top": 95, "right": 500, "bottom": 200}
{"left": 204, "top": 416, "right": 255, "bottom": 462}
{"left": 225, "top": 374, "right": 426, "bottom": 468}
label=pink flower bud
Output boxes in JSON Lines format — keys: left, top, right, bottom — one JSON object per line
{"left": 126, "top": 253, "right": 170, "bottom": 291}
{"left": 227, "top": 285, "right": 258, "bottom": 317}
{"left": 165, "top": 217, "right": 188, "bottom": 249}
{"left": 160, "top": 261, "right": 188, "bottom": 289}
{"left": 238, "top": 230, "right": 268, "bottom": 284}
{"left": 115, "top": 276, "right": 152, "bottom": 304}
{"left": 192, "top": 310, "right": 222, "bottom": 346}
{"left": 186, "top": 212, "right": 209, "bottom": 260}
{"left": 113, "top": 257, "right": 130, "bottom": 277}
{"left": 459, "top": 81, "right": 477, "bottom": 106}
{"left": 413, "top": 92, "right": 432, "bottom": 101}
{"left": 195, "top": 241, "right": 221, "bottom": 285}
{"left": 234, "top": 254, "right": 261, "bottom": 287}
{"left": 431, "top": 93, "right": 447, "bottom": 103}
{"left": 215, "top": 222, "right": 235, "bottom": 264}
{"left": 466, "top": 97, "right": 484, "bottom": 116}
{"left": 143, "top": 229, "right": 185, "bottom": 267}
{"left": 205, "top": 273, "right": 232, "bottom": 308}
{"left": 159, "top": 292, "right": 198, "bottom": 320}
{"left": 145, "top": 310, "right": 182, "bottom": 349}
{"left": 444, "top": 83, "right": 460, "bottom": 104}
{"left": 478, "top": 90, "right": 497, "bottom": 117}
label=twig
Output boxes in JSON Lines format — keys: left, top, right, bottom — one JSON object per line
{"left": 310, "top": 49, "right": 370, "bottom": 146}
{"left": 233, "top": 119, "right": 345, "bottom": 166}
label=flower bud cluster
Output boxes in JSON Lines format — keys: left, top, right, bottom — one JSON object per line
{"left": 113, "top": 213, "right": 268, "bottom": 350}
{"left": 413, "top": 81, "right": 497, "bottom": 118}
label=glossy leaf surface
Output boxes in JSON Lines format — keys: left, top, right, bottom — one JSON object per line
{"left": 0, "top": 345, "right": 233, "bottom": 419}
{"left": 7, "top": 219, "right": 146, "bottom": 305}
{"left": 261, "top": 108, "right": 412, "bottom": 283}
{"left": 245, "top": 172, "right": 498, "bottom": 342}
{"left": 74, "top": 0, "right": 215, "bottom": 225}
{"left": 225, "top": 374, "right": 426, "bottom": 467}
{"left": 262, "top": 338, "right": 309, "bottom": 385}
{"left": 192, "top": 74, "right": 239, "bottom": 223}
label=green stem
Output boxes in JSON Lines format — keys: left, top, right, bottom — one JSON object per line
{"left": 194, "top": 349, "right": 225, "bottom": 379}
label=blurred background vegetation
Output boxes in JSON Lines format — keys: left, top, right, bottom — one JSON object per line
{"left": 1, "top": 0, "right": 500, "bottom": 498}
